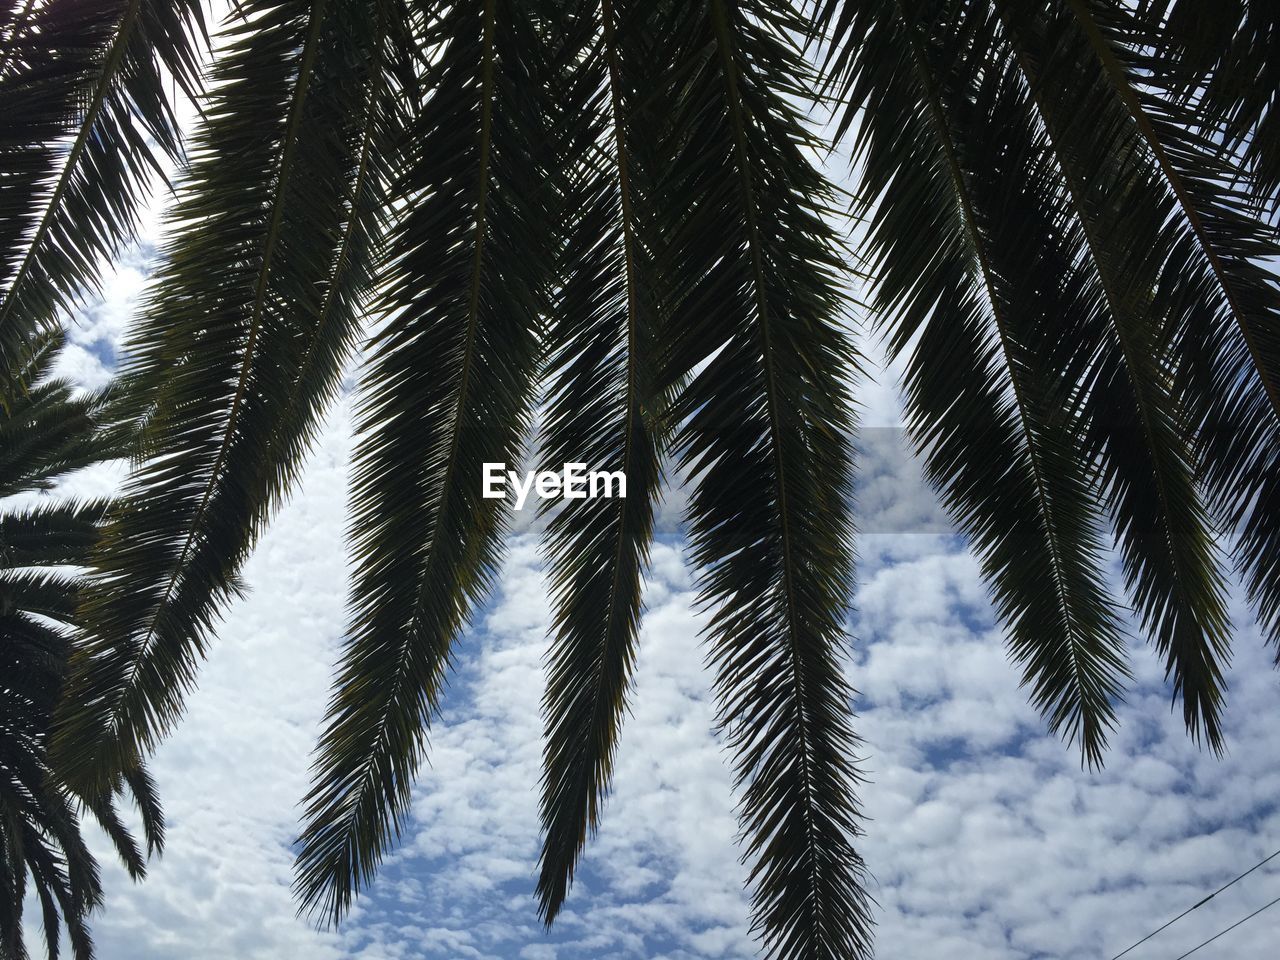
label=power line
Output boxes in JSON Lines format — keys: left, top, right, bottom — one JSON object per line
{"left": 1169, "top": 893, "right": 1280, "bottom": 960}
{"left": 1110, "top": 847, "right": 1280, "bottom": 960}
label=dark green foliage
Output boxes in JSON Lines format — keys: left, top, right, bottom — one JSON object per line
{"left": 652, "top": 2, "right": 873, "bottom": 954}
{"left": 53, "top": 0, "right": 416, "bottom": 800}
{"left": 533, "top": 0, "right": 665, "bottom": 924}
{"left": 0, "top": 2, "right": 1271, "bottom": 959}
{"left": 1085, "top": 0, "right": 1280, "bottom": 657}
{"left": 1, "top": 334, "right": 162, "bottom": 960}
{"left": 295, "top": 0, "right": 558, "bottom": 923}
{"left": 0, "top": 0, "right": 206, "bottom": 392}
{"left": 817, "top": 0, "right": 1280, "bottom": 769}
{"left": 818, "top": 0, "right": 1244, "bottom": 762}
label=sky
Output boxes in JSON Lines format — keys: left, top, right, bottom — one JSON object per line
{"left": 23, "top": 9, "right": 1280, "bottom": 958}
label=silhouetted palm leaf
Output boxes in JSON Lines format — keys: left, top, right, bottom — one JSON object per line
{"left": 533, "top": 0, "right": 666, "bottom": 922}
{"left": 54, "top": 0, "right": 416, "bottom": 795}
{"left": 1, "top": 334, "right": 163, "bottom": 960}
{"left": 0, "top": 0, "right": 205, "bottom": 390}
{"left": 1076, "top": 0, "right": 1280, "bottom": 655}
{"left": 821, "top": 0, "right": 1131, "bottom": 764}
{"left": 651, "top": 2, "right": 873, "bottom": 954}
{"left": 816, "top": 0, "right": 1278, "bottom": 765}
{"left": 295, "top": 0, "right": 558, "bottom": 923}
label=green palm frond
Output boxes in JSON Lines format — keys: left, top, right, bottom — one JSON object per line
{"left": 0, "top": 334, "right": 138, "bottom": 498}
{"left": 533, "top": 0, "right": 666, "bottom": 922}
{"left": 0, "top": 786, "right": 100, "bottom": 960}
{"left": 0, "top": 0, "right": 206, "bottom": 388}
{"left": 813, "top": 0, "right": 1269, "bottom": 760}
{"left": 295, "top": 0, "right": 558, "bottom": 924}
{"left": 1, "top": 337, "right": 163, "bottom": 960}
{"left": 1146, "top": 0, "right": 1280, "bottom": 202}
{"left": 52, "top": 0, "right": 415, "bottom": 796}
{"left": 988, "top": 0, "right": 1234, "bottom": 748}
{"left": 646, "top": 2, "right": 873, "bottom": 954}
{"left": 821, "top": 0, "right": 1131, "bottom": 764}
{"left": 1065, "top": 0, "right": 1280, "bottom": 654}
{"left": 0, "top": 501, "right": 112, "bottom": 572}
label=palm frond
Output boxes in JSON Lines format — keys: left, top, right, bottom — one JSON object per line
{"left": 52, "top": 0, "right": 412, "bottom": 795}
{"left": 0, "top": 501, "right": 113, "bottom": 571}
{"left": 0, "top": 374, "right": 135, "bottom": 499}
{"left": 962, "top": 0, "right": 1232, "bottom": 748}
{"left": 534, "top": 0, "right": 665, "bottom": 922}
{"left": 77, "top": 791, "right": 146, "bottom": 881}
{"left": 2, "top": 4, "right": 1275, "bottom": 959}
{"left": 1, "top": 335, "right": 159, "bottom": 958}
{"left": 294, "top": 0, "right": 558, "bottom": 924}
{"left": 1060, "top": 0, "right": 1280, "bottom": 654}
{"left": 0, "top": 0, "right": 206, "bottom": 387}
{"left": 1146, "top": 0, "right": 1280, "bottom": 202}
{"left": 643, "top": 2, "right": 873, "bottom": 955}
{"left": 0, "top": 577, "right": 103, "bottom": 956}
{"left": 819, "top": 0, "right": 1133, "bottom": 764}
{"left": 14, "top": 806, "right": 99, "bottom": 960}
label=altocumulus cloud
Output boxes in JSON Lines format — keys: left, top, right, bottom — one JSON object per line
{"left": 36, "top": 192, "right": 1280, "bottom": 960}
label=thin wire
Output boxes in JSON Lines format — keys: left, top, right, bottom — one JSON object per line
{"left": 1170, "top": 894, "right": 1280, "bottom": 960}
{"left": 1110, "top": 847, "right": 1280, "bottom": 959}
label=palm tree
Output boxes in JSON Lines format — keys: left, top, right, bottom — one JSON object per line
{"left": 1, "top": 1, "right": 1275, "bottom": 957}
{"left": 1, "top": 332, "right": 164, "bottom": 960}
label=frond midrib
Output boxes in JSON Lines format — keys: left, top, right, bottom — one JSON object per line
{"left": 104, "top": 0, "right": 332, "bottom": 755}
{"left": 1065, "top": 0, "right": 1280, "bottom": 423}
{"left": 0, "top": 0, "right": 145, "bottom": 340}
{"left": 600, "top": 0, "right": 644, "bottom": 660}
{"left": 709, "top": 0, "right": 827, "bottom": 935}
{"left": 894, "top": 3, "right": 1101, "bottom": 746}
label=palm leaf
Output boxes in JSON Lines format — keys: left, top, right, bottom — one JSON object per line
{"left": 819, "top": 0, "right": 1134, "bottom": 764}
{"left": 14, "top": 807, "right": 98, "bottom": 960}
{"left": 52, "top": 0, "right": 412, "bottom": 795}
{"left": 0, "top": 0, "right": 206, "bottom": 387}
{"left": 1148, "top": 0, "right": 1280, "bottom": 202}
{"left": 0, "top": 501, "right": 110, "bottom": 574}
{"left": 647, "top": 2, "right": 872, "bottom": 955}
{"left": 1060, "top": 0, "right": 1280, "bottom": 654}
{"left": 534, "top": 0, "right": 666, "bottom": 922}
{"left": 0, "top": 371, "right": 135, "bottom": 499}
{"left": 294, "top": 0, "right": 559, "bottom": 924}
{"left": 968, "top": 0, "right": 1233, "bottom": 747}
{"left": 1, "top": 332, "right": 161, "bottom": 958}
